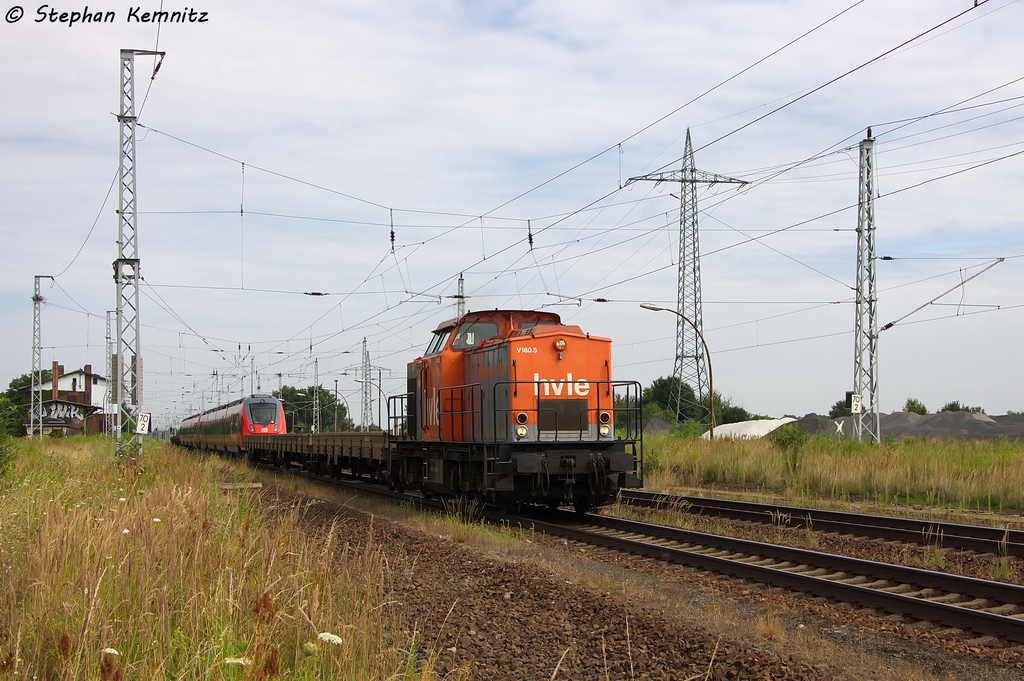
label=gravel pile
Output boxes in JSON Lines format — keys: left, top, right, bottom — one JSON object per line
{"left": 793, "top": 412, "right": 1024, "bottom": 441}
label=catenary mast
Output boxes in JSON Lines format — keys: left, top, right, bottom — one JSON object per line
{"left": 30, "top": 275, "right": 53, "bottom": 440}
{"left": 853, "top": 129, "right": 881, "bottom": 443}
{"left": 113, "top": 48, "right": 162, "bottom": 457}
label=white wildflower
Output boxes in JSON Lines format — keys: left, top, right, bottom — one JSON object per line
{"left": 152, "top": 518, "right": 161, "bottom": 523}
{"left": 122, "top": 529, "right": 129, "bottom": 535}
{"left": 118, "top": 498, "right": 126, "bottom": 502}
{"left": 317, "top": 632, "right": 343, "bottom": 646}
{"left": 100, "top": 648, "right": 120, "bottom": 656}
{"left": 223, "top": 657, "right": 253, "bottom": 666}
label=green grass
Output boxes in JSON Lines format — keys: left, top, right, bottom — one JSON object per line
{"left": 643, "top": 431, "right": 1024, "bottom": 514}
{"left": 0, "top": 436, "right": 443, "bottom": 680}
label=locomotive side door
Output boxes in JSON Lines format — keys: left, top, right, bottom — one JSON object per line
{"left": 415, "top": 326, "right": 454, "bottom": 441}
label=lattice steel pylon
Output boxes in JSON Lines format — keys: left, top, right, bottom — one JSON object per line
{"left": 312, "top": 358, "right": 321, "bottom": 434}
{"left": 853, "top": 129, "right": 881, "bottom": 443}
{"left": 628, "top": 130, "right": 747, "bottom": 425}
{"left": 105, "top": 310, "right": 115, "bottom": 438}
{"left": 360, "top": 338, "right": 372, "bottom": 431}
{"left": 114, "top": 48, "right": 162, "bottom": 458}
{"left": 456, "top": 273, "right": 466, "bottom": 317}
{"left": 30, "top": 275, "right": 53, "bottom": 440}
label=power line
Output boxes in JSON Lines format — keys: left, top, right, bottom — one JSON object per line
{"left": 654, "top": 1, "right": 994, "bottom": 170}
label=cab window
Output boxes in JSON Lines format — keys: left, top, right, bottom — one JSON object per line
{"left": 425, "top": 330, "right": 452, "bottom": 355}
{"left": 450, "top": 321, "right": 499, "bottom": 350}
{"left": 248, "top": 402, "right": 279, "bottom": 425}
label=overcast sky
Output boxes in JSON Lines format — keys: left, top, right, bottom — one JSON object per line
{"left": 3, "top": 0, "right": 1022, "bottom": 428}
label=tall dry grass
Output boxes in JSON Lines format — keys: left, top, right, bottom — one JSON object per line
{"left": 644, "top": 431, "right": 1024, "bottom": 512}
{"left": 0, "top": 436, "right": 429, "bottom": 680}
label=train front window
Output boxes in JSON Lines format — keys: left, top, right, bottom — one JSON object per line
{"left": 450, "top": 321, "right": 499, "bottom": 350}
{"left": 248, "top": 403, "right": 278, "bottom": 425}
{"left": 425, "top": 329, "right": 451, "bottom": 355}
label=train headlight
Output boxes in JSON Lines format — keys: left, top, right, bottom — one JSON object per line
{"left": 516, "top": 425, "right": 528, "bottom": 438}
{"left": 554, "top": 338, "right": 567, "bottom": 351}
{"left": 599, "top": 411, "right": 611, "bottom": 424}
{"left": 516, "top": 412, "right": 529, "bottom": 425}
{"left": 249, "top": 424, "right": 256, "bottom": 433}
{"left": 600, "top": 425, "right": 611, "bottom": 437}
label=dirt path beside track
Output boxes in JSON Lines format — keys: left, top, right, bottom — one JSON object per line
{"left": 260, "top": 481, "right": 1024, "bottom": 680}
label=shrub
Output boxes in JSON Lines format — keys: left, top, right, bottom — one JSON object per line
{"left": 939, "top": 401, "right": 985, "bottom": 414}
{"left": 768, "top": 425, "right": 808, "bottom": 473}
{"left": 903, "top": 398, "right": 928, "bottom": 415}
{"left": 0, "top": 435, "right": 12, "bottom": 477}
{"left": 827, "top": 400, "right": 851, "bottom": 418}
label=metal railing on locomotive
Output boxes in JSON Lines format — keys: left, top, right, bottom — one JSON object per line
{"left": 389, "top": 380, "right": 643, "bottom": 478}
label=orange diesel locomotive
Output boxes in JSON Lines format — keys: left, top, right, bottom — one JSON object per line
{"left": 391, "top": 309, "right": 642, "bottom": 511}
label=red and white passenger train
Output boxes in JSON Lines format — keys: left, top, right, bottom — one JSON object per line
{"left": 174, "top": 310, "right": 643, "bottom": 512}
{"left": 176, "top": 394, "right": 286, "bottom": 452}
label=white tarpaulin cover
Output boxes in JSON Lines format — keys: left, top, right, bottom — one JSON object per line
{"left": 700, "top": 417, "right": 795, "bottom": 440}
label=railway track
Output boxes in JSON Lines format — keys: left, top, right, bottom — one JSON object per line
{"left": 621, "top": 489, "right": 1024, "bottom": 557}
{"left": 278, "top": 469, "right": 1024, "bottom": 644}
{"left": 511, "top": 510, "right": 1024, "bottom": 644}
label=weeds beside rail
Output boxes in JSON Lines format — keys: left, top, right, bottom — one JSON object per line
{"left": 0, "top": 437, "right": 436, "bottom": 680}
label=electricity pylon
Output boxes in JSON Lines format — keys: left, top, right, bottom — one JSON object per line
{"left": 629, "top": 129, "right": 746, "bottom": 426}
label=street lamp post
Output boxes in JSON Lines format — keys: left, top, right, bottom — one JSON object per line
{"left": 355, "top": 378, "right": 387, "bottom": 431}
{"left": 640, "top": 303, "right": 715, "bottom": 440}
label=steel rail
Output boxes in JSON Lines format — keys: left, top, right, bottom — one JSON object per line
{"left": 621, "top": 490, "right": 1024, "bottom": 557}
{"left": 266, "top": 466, "right": 1024, "bottom": 642}
{"left": 502, "top": 510, "right": 1024, "bottom": 643}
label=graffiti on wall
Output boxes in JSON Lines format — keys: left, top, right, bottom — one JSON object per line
{"left": 44, "top": 402, "right": 85, "bottom": 422}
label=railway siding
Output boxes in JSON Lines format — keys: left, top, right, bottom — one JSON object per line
{"left": 621, "top": 490, "right": 1024, "bottom": 557}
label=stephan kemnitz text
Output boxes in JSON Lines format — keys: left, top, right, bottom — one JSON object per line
{"left": 35, "top": 5, "right": 209, "bottom": 25}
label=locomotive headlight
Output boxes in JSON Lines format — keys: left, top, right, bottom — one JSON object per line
{"left": 554, "top": 338, "right": 567, "bottom": 351}
{"left": 600, "top": 424, "right": 612, "bottom": 437}
{"left": 598, "top": 411, "right": 611, "bottom": 424}
{"left": 515, "top": 412, "right": 529, "bottom": 425}
{"left": 516, "top": 425, "right": 529, "bottom": 438}
{"left": 249, "top": 424, "right": 256, "bottom": 433}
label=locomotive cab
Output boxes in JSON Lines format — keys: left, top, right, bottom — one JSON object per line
{"left": 393, "top": 310, "right": 642, "bottom": 511}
